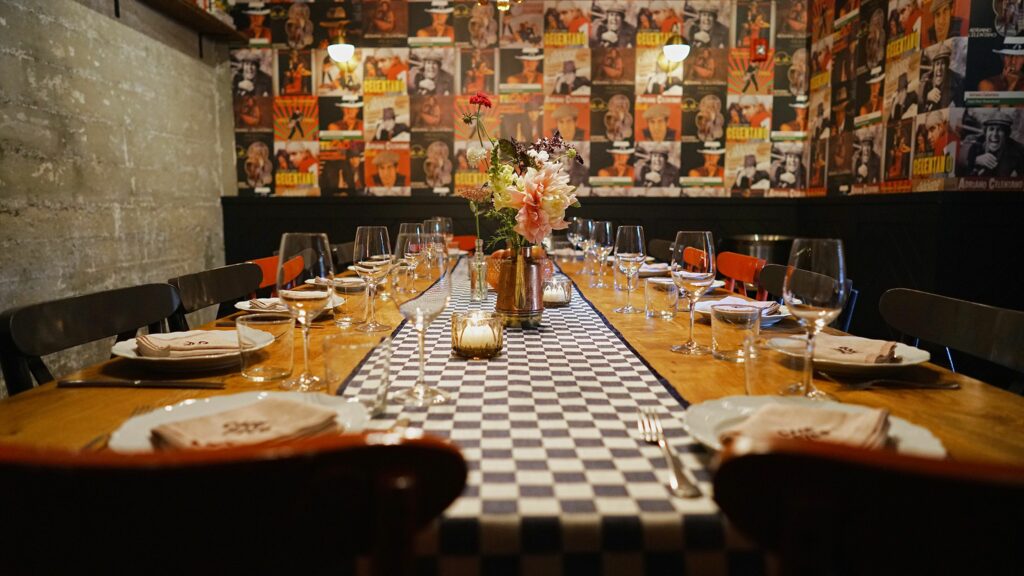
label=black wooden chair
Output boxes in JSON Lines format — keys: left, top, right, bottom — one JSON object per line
{"left": 715, "top": 436, "right": 1024, "bottom": 576}
{"left": 647, "top": 238, "right": 674, "bottom": 263}
{"left": 0, "top": 432, "right": 467, "bottom": 576}
{"left": 759, "top": 263, "right": 859, "bottom": 332}
{"left": 167, "top": 263, "right": 263, "bottom": 331}
{"left": 0, "top": 284, "right": 180, "bottom": 395}
{"left": 332, "top": 241, "right": 355, "bottom": 270}
{"left": 879, "top": 288, "right": 1024, "bottom": 374}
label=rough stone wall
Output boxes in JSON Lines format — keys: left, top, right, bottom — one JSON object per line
{"left": 0, "top": 0, "right": 235, "bottom": 396}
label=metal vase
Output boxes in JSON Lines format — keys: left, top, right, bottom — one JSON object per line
{"left": 495, "top": 247, "right": 544, "bottom": 328}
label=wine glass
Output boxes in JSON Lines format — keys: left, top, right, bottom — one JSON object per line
{"left": 353, "top": 226, "right": 393, "bottom": 333}
{"left": 393, "top": 231, "right": 425, "bottom": 295}
{"left": 431, "top": 216, "right": 454, "bottom": 247}
{"left": 421, "top": 219, "right": 447, "bottom": 278}
{"left": 670, "top": 231, "right": 716, "bottom": 355}
{"left": 398, "top": 222, "right": 423, "bottom": 235}
{"left": 276, "top": 233, "right": 334, "bottom": 391}
{"left": 614, "top": 225, "right": 646, "bottom": 314}
{"left": 390, "top": 237, "right": 452, "bottom": 406}
{"left": 590, "top": 221, "right": 614, "bottom": 288}
{"left": 783, "top": 238, "right": 848, "bottom": 401}
{"left": 568, "top": 217, "right": 591, "bottom": 264}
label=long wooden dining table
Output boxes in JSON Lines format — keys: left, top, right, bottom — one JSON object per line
{"left": 1, "top": 256, "right": 1023, "bottom": 575}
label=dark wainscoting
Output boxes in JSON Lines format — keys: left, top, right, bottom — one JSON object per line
{"left": 223, "top": 192, "right": 1023, "bottom": 384}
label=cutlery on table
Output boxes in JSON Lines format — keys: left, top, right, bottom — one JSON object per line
{"left": 58, "top": 379, "right": 226, "bottom": 390}
{"left": 637, "top": 408, "right": 702, "bottom": 498}
{"left": 216, "top": 320, "right": 325, "bottom": 329}
{"left": 817, "top": 372, "right": 960, "bottom": 391}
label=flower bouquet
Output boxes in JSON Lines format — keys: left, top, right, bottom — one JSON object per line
{"left": 455, "top": 92, "right": 582, "bottom": 326}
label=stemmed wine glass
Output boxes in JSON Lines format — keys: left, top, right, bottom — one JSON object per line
{"left": 391, "top": 234, "right": 453, "bottom": 406}
{"left": 421, "top": 219, "right": 448, "bottom": 278}
{"left": 393, "top": 230, "right": 425, "bottom": 295}
{"left": 782, "top": 238, "right": 848, "bottom": 401}
{"left": 430, "top": 216, "right": 454, "bottom": 247}
{"left": 614, "top": 225, "right": 646, "bottom": 314}
{"left": 590, "top": 221, "right": 614, "bottom": 288}
{"left": 353, "top": 226, "right": 393, "bottom": 333}
{"left": 670, "top": 231, "right": 716, "bottom": 355}
{"left": 276, "top": 232, "right": 334, "bottom": 391}
{"left": 568, "top": 217, "right": 592, "bottom": 264}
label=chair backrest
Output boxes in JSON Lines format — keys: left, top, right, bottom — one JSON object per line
{"left": 647, "top": 238, "right": 673, "bottom": 263}
{"left": 760, "top": 263, "right": 859, "bottom": 332}
{"left": 716, "top": 251, "right": 768, "bottom": 300}
{"left": 879, "top": 288, "right": 1024, "bottom": 373}
{"left": 714, "top": 436, "right": 1024, "bottom": 576}
{"left": 247, "top": 255, "right": 305, "bottom": 291}
{"left": 682, "top": 246, "right": 709, "bottom": 269}
{"left": 0, "top": 284, "right": 180, "bottom": 395}
{"left": 451, "top": 235, "right": 478, "bottom": 252}
{"left": 332, "top": 241, "right": 355, "bottom": 270}
{"left": 167, "top": 263, "right": 263, "bottom": 331}
{"left": 0, "top": 432, "right": 467, "bottom": 575}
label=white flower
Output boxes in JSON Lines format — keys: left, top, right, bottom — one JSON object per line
{"left": 527, "top": 149, "right": 549, "bottom": 164}
{"left": 467, "top": 146, "right": 488, "bottom": 165}
{"left": 490, "top": 164, "right": 518, "bottom": 210}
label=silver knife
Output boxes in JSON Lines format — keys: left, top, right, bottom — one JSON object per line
{"left": 58, "top": 379, "right": 226, "bottom": 390}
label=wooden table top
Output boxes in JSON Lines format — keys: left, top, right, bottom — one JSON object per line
{"left": 2, "top": 260, "right": 1023, "bottom": 465}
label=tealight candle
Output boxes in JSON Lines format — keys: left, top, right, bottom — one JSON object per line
{"left": 452, "top": 311, "right": 503, "bottom": 359}
{"left": 542, "top": 274, "right": 572, "bottom": 307}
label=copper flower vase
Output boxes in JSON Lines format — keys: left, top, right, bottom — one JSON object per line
{"left": 495, "top": 247, "right": 544, "bottom": 329}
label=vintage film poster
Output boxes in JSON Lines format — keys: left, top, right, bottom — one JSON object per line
{"left": 834, "top": 0, "right": 861, "bottom": 30}
{"left": 856, "top": 2, "right": 887, "bottom": 77}
{"left": 682, "top": 86, "right": 729, "bottom": 143}
{"left": 319, "top": 140, "right": 366, "bottom": 196}
{"left": 275, "top": 50, "right": 313, "bottom": 96}
{"left": 769, "top": 141, "right": 807, "bottom": 197}
{"left": 270, "top": 2, "right": 315, "bottom": 50}
{"left": 918, "top": 37, "right": 967, "bottom": 111}
{"left": 411, "top": 95, "right": 455, "bottom": 132}
{"left": 592, "top": 47, "right": 636, "bottom": 84}
{"left": 952, "top": 107, "right": 1024, "bottom": 188}
{"left": 811, "top": 0, "right": 835, "bottom": 44}
{"left": 968, "top": 0, "right": 1024, "bottom": 38}
{"left": 234, "top": 5, "right": 272, "bottom": 46}
{"left": 231, "top": 48, "right": 274, "bottom": 99}
{"left": 590, "top": 1, "right": 638, "bottom": 48}
{"left": 362, "top": 48, "right": 410, "bottom": 95}
{"left": 590, "top": 85, "right": 635, "bottom": 142}
{"left": 808, "top": 134, "right": 829, "bottom": 195}
{"left": 273, "top": 140, "right": 319, "bottom": 196}
{"left": 409, "top": 0, "right": 456, "bottom": 47}
{"left": 729, "top": 48, "right": 774, "bottom": 95}
{"left": 886, "top": 0, "right": 922, "bottom": 62}
{"left": 635, "top": 97, "right": 682, "bottom": 143}
{"left": 565, "top": 141, "right": 591, "bottom": 193}
{"left": 808, "top": 85, "right": 832, "bottom": 140}
{"left": 734, "top": 0, "right": 774, "bottom": 49}
{"left": 544, "top": 47, "right": 593, "bottom": 95}
{"left": 364, "top": 95, "right": 411, "bottom": 143}
{"left": 409, "top": 47, "right": 457, "bottom": 95}
{"left": 830, "top": 84, "right": 853, "bottom": 141}
{"left": 318, "top": 96, "right": 363, "bottom": 140}
{"left": 686, "top": 46, "right": 729, "bottom": 85}
{"left": 964, "top": 36, "right": 1024, "bottom": 106}
{"left": 590, "top": 141, "right": 636, "bottom": 189}
{"left": 459, "top": 93, "right": 502, "bottom": 141}
{"left": 726, "top": 141, "right": 772, "bottom": 196}
{"left": 455, "top": 0, "right": 499, "bottom": 48}
{"left": 774, "top": 38, "right": 809, "bottom": 98}
{"left": 498, "top": 2, "right": 544, "bottom": 47}
{"left": 854, "top": 73, "right": 885, "bottom": 128}
{"left": 679, "top": 141, "right": 727, "bottom": 191}
{"left": 777, "top": 0, "right": 810, "bottom": 38}
{"left": 726, "top": 94, "right": 772, "bottom": 141}
{"left": 920, "top": 0, "right": 968, "bottom": 48}
{"left": 234, "top": 92, "right": 273, "bottom": 132}
{"left": 274, "top": 96, "right": 319, "bottom": 142}
{"left": 810, "top": 35, "right": 833, "bottom": 93}
{"left": 683, "top": 1, "right": 732, "bottom": 50}
{"left": 543, "top": 1, "right": 591, "bottom": 47}
{"left": 314, "top": 48, "right": 363, "bottom": 97}
{"left": 452, "top": 140, "right": 489, "bottom": 196}
{"left": 911, "top": 108, "right": 956, "bottom": 191}
{"left": 235, "top": 132, "right": 274, "bottom": 196}
{"left": 365, "top": 143, "right": 412, "bottom": 196}
{"left": 635, "top": 47, "right": 684, "bottom": 96}
{"left": 884, "top": 52, "right": 922, "bottom": 123}
{"left": 831, "top": 23, "right": 855, "bottom": 89}
{"left": 544, "top": 100, "right": 591, "bottom": 141}
{"left": 632, "top": 141, "right": 681, "bottom": 195}
{"left": 410, "top": 132, "right": 455, "bottom": 196}
{"left": 636, "top": 2, "right": 684, "bottom": 48}
{"left": 772, "top": 96, "right": 810, "bottom": 138}
{"left": 851, "top": 123, "right": 884, "bottom": 193}
{"left": 310, "top": 1, "right": 363, "bottom": 49}
{"left": 828, "top": 129, "right": 854, "bottom": 178}
{"left": 460, "top": 48, "right": 497, "bottom": 94}
{"left": 363, "top": 0, "right": 410, "bottom": 46}
{"left": 499, "top": 48, "right": 544, "bottom": 93}
{"left": 882, "top": 117, "right": 915, "bottom": 192}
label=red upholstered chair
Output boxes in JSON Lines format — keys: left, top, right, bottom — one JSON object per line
{"left": 681, "top": 246, "right": 709, "bottom": 270}
{"left": 716, "top": 251, "right": 768, "bottom": 300}
{"left": 0, "top": 432, "right": 467, "bottom": 576}
{"left": 714, "top": 436, "right": 1024, "bottom": 576}
{"left": 451, "top": 235, "right": 479, "bottom": 252}
{"left": 247, "top": 254, "right": 304, "bottom": 295}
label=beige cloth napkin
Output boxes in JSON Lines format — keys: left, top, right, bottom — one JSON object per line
{"left": 136, "top": 330, "right": 239, "bottom": 358}
{"left": 639, "top": 263, "right": 670, "bottom": 277}
{"left": 711, "top": 296, "right": 780, "bottom": 316}
{"left": 815, "top": 334, "right": 901, "bottom": 364}
{"left": 151, "top": 398, "right": 339, "bottom": 450}
{"left": 720, "top": 403, "right": 891, "bottom": 450}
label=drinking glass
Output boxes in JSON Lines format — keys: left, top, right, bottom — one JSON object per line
{"left": 332, "top": 277, "right": 366, "bottom": 328}
{"left": 644, "top": 278, "right": 678, "bottom": 319}
{"left": 324, "top": 333, "right": 391, "bottom": 414}
{"left": 353, "top": 226, "right": 393, "bottom": 333}
{"left": 236, "top": 314, "right": 294, "bottom": 383}
{"left": 421, "top": 220, "right": 447, "bottom": 279}
{"left": 429, "top": 216, "right": 454, "bottom": 247}
{"left": 782, "top": 238, "right": 848, "bottom": 400}
{"left": 391, "top": 240, "right": 453, "bottom": 406}
{"left": 710, "top": 304, "right": 760, "bottom": 362}
{"left": 670, "top": 231, "right": 716, "bottom": 355}
{"left": 573, "top": 218, "right": 594, "bottom": 271}
{"left": 590, "top": 221, "right": 614, "bottom": 288}
{"left": 613, "top": 225, "right": 646, "bottom": 314}
{"left": 398, "top": 222, "right": 423, "bottom": 235}
{"left": 393, "top": 231, "right": 425, "bottom": 295}
{"left": 276, "top": 232, "right": 334, "bottom": 391}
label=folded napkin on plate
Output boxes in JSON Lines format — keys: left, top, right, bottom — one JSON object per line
{"left": 248, "top": 298, "right": 288, "bottom": 311}
{"left": 639, "top": 263, "right": 670, "bottom": 277}
{"left": 720, "top": 403, "right": 891, "bottom": 450}
{"left": 815, "top": 334, "right": 901, "bottom": 364}
{"left": 710, "top": 296, "right": 780, "bottom": 316}
{"left": 136, "top": 330, "right": 239, "bottom": 358}
{"left": 151, "top": 398, "right": 339, "bottom": 450}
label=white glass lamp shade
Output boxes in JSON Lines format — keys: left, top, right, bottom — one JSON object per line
{"left": 663, "top": 43, "right": 691, "bottom": 63}
{"left": 327, "top": 43, "right": 355, "bottom": 63}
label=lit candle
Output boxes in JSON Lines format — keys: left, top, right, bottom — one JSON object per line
{"left": 543, "top": 274, "right": 572, "bottom": 306}
{"left": 460, "top": 323, "right": 496, "bottom": 349}
{"left": 543, "top": 285, "right": 568, "bottom": 304}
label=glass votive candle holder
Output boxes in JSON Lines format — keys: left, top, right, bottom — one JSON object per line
{"left": 542, "top": 273, "right": 573, "bottom": 307}
{"left": 452, "top": 311, "right": 504, "bottom": 359}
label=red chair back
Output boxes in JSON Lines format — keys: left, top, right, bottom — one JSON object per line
{"left": 716, "top": 251, "right": 768, "bottom": 300}
{"left": 247, "top": 255, "right": 305, "bottom": 293}
{"left": 681, "top": 246, "right": 709, "bottom": 270}
{"left": 451, "top": 235, "right": 478, "bottom": 252}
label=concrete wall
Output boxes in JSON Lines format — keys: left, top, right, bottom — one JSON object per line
{"left": 0, "top": 0, "right": 234, "bottom": 396}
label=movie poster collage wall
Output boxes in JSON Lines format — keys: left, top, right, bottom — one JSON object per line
{"left": 229, "top": 0, "right": 1023, "bottom": 199}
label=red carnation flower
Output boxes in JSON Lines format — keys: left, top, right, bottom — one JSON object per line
{"left": 469, "top": 92, "right": 492, "bottom": 108}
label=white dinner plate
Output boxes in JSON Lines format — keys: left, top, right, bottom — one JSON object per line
{"left": 110, "top": 330, "right": 270, "bottom": 372}
{"left": 682, "top": 395, "right": 946, "bottom": 458}
{"left": 766, "top": 336, "right": 931, "bottom": 375}
{"left": 108, "top": 391, "right": 370, "bottom": 453}
{"left": 235, "top": 295, "right": 344, "bottom": 313}
{"left": 693, "top": 300, "right": 792, "bottom": 327}
{"left": 604, "top": 256, "right": 656, "bottom": 263}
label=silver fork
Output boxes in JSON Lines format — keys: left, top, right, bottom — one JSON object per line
{"left": 637, "top": 408, "right": 702, "bottom": 498}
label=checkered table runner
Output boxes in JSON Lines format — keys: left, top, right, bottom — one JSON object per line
{"left": 339, "top": 260, "right": 765, "bottom": 575}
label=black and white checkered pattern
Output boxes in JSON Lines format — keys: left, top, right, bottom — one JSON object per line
{"left": 339, "top": 261, "right": 765, "bottom": 575}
